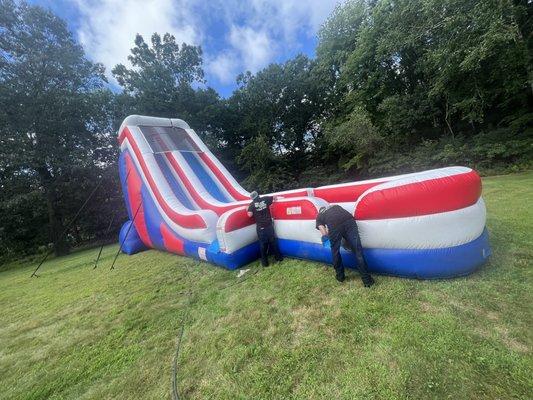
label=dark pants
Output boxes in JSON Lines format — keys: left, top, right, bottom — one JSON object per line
{"left": 257, "top": 225, "right": 282, "bottom": 266}
{"left": 329, "top": 219, "right": 372, "bottom": 282}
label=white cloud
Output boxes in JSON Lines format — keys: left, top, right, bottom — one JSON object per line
{"left": 69, "top": 0, "right": 342, "bottom": 87}
{"left": 247, "top": 0, "right": 340, "bottom": 41}
{"left": 206, "top": 53, "right": 239, "bottom": 84}
{"left": 228, "top": 26, "right": 274, "bottom": 73}
{"left": 218, "top": 0, "right": 341, "bottom": 42}
{"left": 73, "top": 0, "right": 199, "bottom": 81}
{"left": 202, "top": 0, "right": 341, "bottom": 82}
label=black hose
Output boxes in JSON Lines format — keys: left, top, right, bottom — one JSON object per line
{"left": 170, "top": 263, "right": 261, "bottom": 400}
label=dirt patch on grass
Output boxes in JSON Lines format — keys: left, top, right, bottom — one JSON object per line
{"left": 433, "top": 297, "right": 530, "bottom": 354}
{"left": 475, "top": 321, "right": 529, "bottom": 354}
{"left": 447, "top": 298, "right": 485, "bottom": 316}
{"left": 494, "top": 326, "right": 530, "bottom": 353}
{"left": 419, "top": 301, "right": 441, "bottom": 314}
{"left": 290, "top": 301, "right": 338, "bottom": 346}
{"left": 291, "top": 305, "right": 320, "bottom": 343}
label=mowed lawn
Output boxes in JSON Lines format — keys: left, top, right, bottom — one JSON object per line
{"left": 1, "top": 173, "right": 532, "bottom": 400}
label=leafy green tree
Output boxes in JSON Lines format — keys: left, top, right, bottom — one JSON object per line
{"left": 114, "top": 34, "right": 202, "bottom": 112}
{"left": 316, "top": 0, "right": 532, "bottom": 173}
{"left": 222, "top": 55, "right": 327, "bottom": 186}
{"left": 112, "top": 33, "right": 225, "bottom": 141}
{"left": 0, "top": 0, "right": 114, "bottom": 256}
{"left": 237, "top": 135, "right": 296, "bottom": 192}
{"left": 325, "top": 106, "right": 383, "bottom": 171}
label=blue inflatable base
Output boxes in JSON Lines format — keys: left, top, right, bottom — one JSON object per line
{"left": 119, "top": 205, "right": 491, "bottom": 278}
{"left": 278, "top": 228, "right": 491, "bottom": 279}
{"left": 119, "top": 221, "right": 147, "bottom": 255}
{"left": 179, "top": 239, "right": 260, "bottom": 270}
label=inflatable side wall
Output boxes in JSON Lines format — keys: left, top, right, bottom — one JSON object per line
{"left": 118, "top": 115, "right": 491, "bottom": 278}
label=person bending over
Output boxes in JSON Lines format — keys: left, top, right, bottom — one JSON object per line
{"left": 316, "top": 205, "right": 374, "bottom": 287}
{"left": 247, "top": 191, "right": 283, "bottom": 267}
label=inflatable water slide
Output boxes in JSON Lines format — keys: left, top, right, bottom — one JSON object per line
{"left": 118, "top": 115, "right": 491, "bottom": 278}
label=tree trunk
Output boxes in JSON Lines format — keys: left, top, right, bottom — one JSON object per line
{"left": 37, "top": 167, "right": 70, "bottom": 256}
{"left": 444, "top": 97, "right": 455, "bottom": 138}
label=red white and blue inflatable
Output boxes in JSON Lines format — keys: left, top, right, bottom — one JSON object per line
{"left": 118, "top": 115, "right": 491, "bottom": 278}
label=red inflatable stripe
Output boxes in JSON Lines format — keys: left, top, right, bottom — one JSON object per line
{"left": 160, "top": 223, "right": 185, "bottom": 255}
{"left": 118, "top": 129, "right": 127, "bottom": 144}
{"left": 224, "top": 208, "right": 255, "bottom": 232}
{"left": 124, "top": 154, "right": 153, "bottom": 247}
{"left": 165, "top": 153, "right": 238, "bottom": 216}
{"left": 198, "top": 152, "right": 249, "bottom": 201}
{"left": 224, "top": 199, "right": 320, "bottom": 233}
{"left": 355, "top": 170, "right": 481, "bottom": 220}
{"left": 121, "top": 127, "right": 207, "bottom": 229}
{"left": 270, "top": 199, "right": 318, "bottom": 220}
{"left": 314, "top": 181, "right": 382, "bottom": 203}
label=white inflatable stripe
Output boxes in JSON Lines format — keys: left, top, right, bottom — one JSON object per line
{"left": 357, "top": 198, "right": 486, "bottom": 249}
{"left": 274, "top": 220, "right": 321, "bottom": 243}
{"left": 216, "top": 207, "right": 255, "bottom": 253}
{"left": 127, "top": 125, "right": 153, "bottom": 155}
{"left": 268, "top": 188, "right": 312, "bottom": 198}
{"left": 161, "top": 154, "right": 200, "bottom": 210}
{"left": 219, "top": 224, "right": 257, "bottom": 253}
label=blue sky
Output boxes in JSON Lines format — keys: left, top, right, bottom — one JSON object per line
{"left": 29, "top": 0, "right": 342, "bottom": 97}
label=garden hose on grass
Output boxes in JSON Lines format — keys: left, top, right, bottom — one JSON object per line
{"left": 171, "top": 262, "right": 261, "bottom": 400}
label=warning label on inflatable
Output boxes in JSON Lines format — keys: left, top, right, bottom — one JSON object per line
{"left": 198, "top": 247, "right": 207, "bottom": 261}
{"left": 287, "top": 206, "right": 302, "bottom": 215}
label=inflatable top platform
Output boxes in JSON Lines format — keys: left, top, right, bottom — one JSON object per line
{"left": 117, "top": 115, "right": 491, "bottom": 278}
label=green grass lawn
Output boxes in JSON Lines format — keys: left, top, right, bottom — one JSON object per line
{"left": 1, "top": 172, "right": 532, "bottom": 399}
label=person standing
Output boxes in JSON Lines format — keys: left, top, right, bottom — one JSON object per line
{"left": 316, "top": 205, "right": 375, "bottom": 286}
{"left": 247, "top": 191, "right": 283, "bottom": 267}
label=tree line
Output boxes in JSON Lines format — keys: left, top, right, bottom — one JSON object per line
{"left": 0, "top": 0, "right": 531, "bottom": 260}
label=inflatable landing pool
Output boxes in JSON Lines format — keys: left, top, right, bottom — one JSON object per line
{"left": 118, "top": 115, "right": 491, "bottom": 278}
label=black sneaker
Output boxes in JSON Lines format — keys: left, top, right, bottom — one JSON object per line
{"left": 362, "top": 276, "right": 375, "bottom": 287}
{"left": 336, "top": 274, "right": 345, "bottom": 283}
